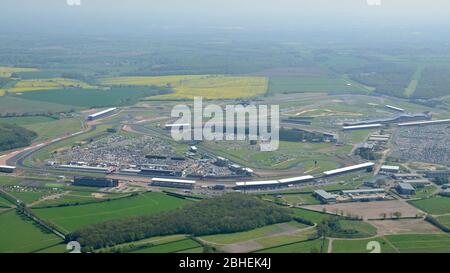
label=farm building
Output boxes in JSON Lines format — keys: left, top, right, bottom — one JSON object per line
{"left": 87, "top": 107, "right": 117, "bottom": 121}
{"left": 401, "top": 179, "right": 431, "bottom": 188}
{"left": 151, "top": 177, "right": 196, "bottom": 189}
{"left": 323, "top": 162, "right": 375, "bottom": 177}
{"left": 380, "top": 165, "right": 400, "bottom": 173}
{"left": 313, "top": 190, "right": 337, "bottom": 204}
{"left": 0, "top": 165, "right": 16, "bottom": 173}
{"left": 396, "top": 183, "right": 416, "bottom": 195}
{"left": 342, "top": 188, "right": 386, "bottom": 196}
{"left": 341, "top": 188, "right": 386, "bottom": 202}
{"left": 73, "top": 176, "right": 119, "bottom": 188}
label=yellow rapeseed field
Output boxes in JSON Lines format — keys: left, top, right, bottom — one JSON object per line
{"left": 100, "top": 75, "right": 268, "bottom": 99}
{"left": 1, "top": 78, "right": 99, "bottom": 95}
{"left": 0, "top": 67, "right": 38, "bottom": 77}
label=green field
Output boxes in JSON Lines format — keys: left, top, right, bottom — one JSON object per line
{"left": 0, "top": 210, "right": 63, "bottom": 253}
{"left": 0, "top": 96, "right": 76, "bottom": 115}
{"left": 385, "top": 234, "right": 450, "bottom": 253}
{"left": 436, "top": 215, "right": 450, "bottom": 229}
{"left": 130, "top": 238, "right": 201, "bottom": 253}
{"left": 32, "top": 192, "right": 191, "bottom": 233}
{"left": 17, "top": 86, "right": 169, "bottom": 108}
{"left": 410, "top": 196, "right": 450, "bottom": 215}
{"left": 200, "top": 140, "right": 345, "bottom": 171}
{"left": 7, "top": 190, "right": 50, "bottom": 204}
{"left": 34, "top": 191, "right": 129, "bottom": 208}
{"left": 290, "top": 208, "right": 333, "bottom": 224}
{"left": 256, "top": 238, "right": 327, "bottom": 253}
{"left": 332, "top": 237, "right": 397, "bottom": 253}
{"left": 337, "top": 220, "right": 378, "bottom": 238}
{"left": 199, "top": 222, "right": 305, "bottom": 245}
{"left": 0, "top": 196, "right": 13, "bottom": 207}
{"left": 0, "top": 116, "right": 56, "bottom": 126}
{"left": 268, "top": 76, "right": 368, "bottom": 95}
{"left": 23, "top": 117, "right": 83, "bottom": 141}
{"left": 279, "top": 193, "right": 321, "bottom": 205}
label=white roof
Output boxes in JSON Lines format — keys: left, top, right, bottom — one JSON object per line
{"left": 59, "top": 164, "right": 109, "bottom": 171}
{"left": 0, "top": 165, "right": 16, "bottom": 169}
{"left": 398, "top": 119, "right": 450, "bottom": 127}
{"left": 279, "top": 175, "right": 315, "bottom": 184}
{"left": 342, "top": 188, "right": 385, "bottom": 194}
{"left": 152, "top": 177, "right": 196, "bottom": 184}
{"left": 343, "top": 124, "right": 382, "bottom": 130}
{"left": 88, "top": 108, "right": 117, "bottom": 118}
{"left": 324, "top": 162, "right": 375, "bottom": 176}
{"left": 385, "top": 105, "right": 405, "bottom": 112}
{"left": 381, "top": 165, "right": 400, "bottom": 170}
{"left": 235, "top": 180, "right": 279, "bottom": 187}
{"left": 165, "top": 123, "right": 190, "bottom": 127}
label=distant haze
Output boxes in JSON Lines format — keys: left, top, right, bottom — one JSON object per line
{"left": 1, "top": 0, "right": 450, "bottom": 39}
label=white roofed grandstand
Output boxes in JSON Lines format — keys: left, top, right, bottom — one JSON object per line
{"left": 323, "top": 162, "right": 375, "bottom": 176}
{"left": 398, "top": 119, "right": 450, "bottom": 127}
{"left": 343, "top": 124, "right": 382, "bottom": 131}
{"left": 87, "top": 108, "right": 117, "bottom": 120}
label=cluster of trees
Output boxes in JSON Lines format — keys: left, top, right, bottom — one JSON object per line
{"left": 279, "top": 128, "right": 329, "bottom": 143}
{"left": 348, "top": 63, "right": 415, "bottom": 98}
{"left": 425, "top": 215, "right": 450, "bottom": 233}
{"left": 355, "top": 148, "right": 380, "bottom": 160}
{"left": 69, "top": 193, "right": 292, "bottom": 251}
{"left": 414, "top": 66, "right": 450, "bottom": 99}
{"left": 0, "top": 123, "right": 37, "bottom": 152}
{"left": 317, "top": 217, "right": 359, "bottom": 238}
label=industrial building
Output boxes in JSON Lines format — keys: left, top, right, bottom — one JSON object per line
{"left": 323, "top": 162, "right": 375, "bottom": 176}
{"left": 393, "top": 173, "right": 421, "bottom": 180}
{"left": 424, "top": 170, "right": 450, "bottom": 179}
{"left": 313, "top": 190, "right": 337, "bottom": 204}
{"left": 342, "top": 188, "right": 386, "bottom": 195}
{"left": 440, "top": 189, "right": 450, "bottom": 197}
{"left": 380, "top": 165, "right": 400, "bottom": 173}
{"left": 364, "top": 175, "right": 387, "bottom": 188}
{"left": 151, "top": 177, "right": 196, "bottom": 189}
{"left": 343, "top": 124, "right": 382, "bottom": 131}
{"left": 396, "top": 183, "right": 416, "bottom": 195}
{"left": 73, "top": 176, "right": 119, "bottom": 187}
{"left": 401, "top": 179, "right": 431, "bottom": 187}
{"left": 0, "top": 165, "right": 16, "bottom": 173}
{"left": 398, "top": 119, "right": 450, "bottom": 127}
{"left": 87, "top": 107, "right": 117, "bottom": 121}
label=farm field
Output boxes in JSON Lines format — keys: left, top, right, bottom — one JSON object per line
{"left": 0, "top": 196, "right": 12, "bottom": 207}
{"left": 17, "top": 86, "right": 169, "bottom": 108}
{"left": 436, "top": 215, "right": 450, "bottom": 229}
{"left": 255, "top": 238, "right": 327, "bottom": 253}
{"left": 33, "top": 191, "right": 130, "bottom": 208}
{"left": 268, "top": 76, "right": 368, "bottom": 95}
{"left": 130, "top": 238, "right": 202, "bottom": 253}
{"left": 0, "top": 116, "right": 56, "bottom": 126}
{"left": 101, "top": 75, "right": 268, "bottom": 100}
{"left": 0, "top": 96, "right": 77, "bottom": 115}
{"left": 199, "top": 221, "right": 306, "bottom": 245}
{"left": 385, "top": 234, "right": 450, "bottom": 253}
{"left": 7, "top": 190, "right": 50, "bottom": 204}
{"left": 0, "top": 67, "right": 38, "bottom": 78}
{"left": 22, "top": 117, "right": 83, "bottom": 141}
{"left": 32, "top": 192, "right": 191, "bottom": 233}
{"left": 331, "top": 237, "right": 397, "bottom": 253}
{"left": 410, "top": 196, "right": 450, "bottom": 215}
{"left": 278, "top": 193, "right": 321, "bottom": 205}
{"left": 0, "top": 210, "right": 63, "bottom": 253}
{"left": 0, "top": 78, "right": 99, "bottom": 95}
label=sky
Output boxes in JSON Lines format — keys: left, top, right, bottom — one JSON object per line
{"left": 1, "top": 0, "right": 450, "bottom": 36}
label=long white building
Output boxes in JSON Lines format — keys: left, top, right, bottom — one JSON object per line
{"left": 323, "top": 162, "right": 375, "bottom": 176}
{"left": 87, "top": 108, "right": 117, "bottom": 121}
